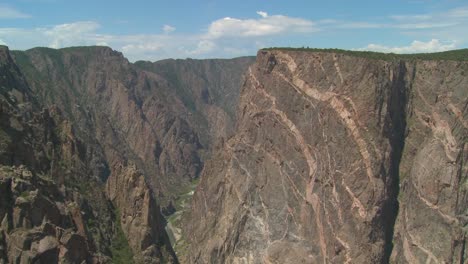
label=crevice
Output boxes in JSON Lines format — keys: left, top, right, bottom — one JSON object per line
{"left": 381, "top": 61, "right": 409, "bottom": 263}
{"left": 459, "top": 235, "right": 466, "bottom": 264}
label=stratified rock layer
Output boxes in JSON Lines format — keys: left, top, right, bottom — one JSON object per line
{"left": 186, "top": 50, "right": 467, "bottom": 263}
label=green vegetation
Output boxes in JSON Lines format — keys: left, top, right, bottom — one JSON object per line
{"left": 12, "top": 48, "right": 82, "bottom": 121}
{"left": 165, "top": 177, "right": 200, "bottom": 259}
{"left": 134, "top": 61, "right": 198, "bottom": 112}
{"left": 86, "top": 217, "right": 97, "bottom": 230}
{"left": 60, "top": 46, "right": 108, "bottom": 52}
{"left": 262, "top": 47, "right": 468, "bottom": 61}
{"left": 0, "top": 128, "right": 11, "bottom": 149}
{"left": 110, "top": 210, "right": 134, "bottom": 264}
{"left": 11, "top": 51, "right": 58, "bottom": 103}
{"left": 178, "top": 180, "right": 198, "bottom": 210}
{"left": 19, "top": 191, "right": 30, "bottom": 199}
{"left": 462, "top": 178, "right": 468, "bottom": 191}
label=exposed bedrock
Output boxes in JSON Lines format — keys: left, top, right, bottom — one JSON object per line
{"left": 186, "top": 50, "right": 467, "bottom": 263}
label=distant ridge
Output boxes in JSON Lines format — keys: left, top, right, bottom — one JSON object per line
{"left": 262, "top": 47, "right": 468, "bottom": 61}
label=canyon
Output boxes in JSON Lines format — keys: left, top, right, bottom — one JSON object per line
{"left": 186, "top": 49, "right": 467, "bottom": 263}
{"left": 0, "top": 45, "right": 253, "bottom": 263}
{"left": 0, "top": 45, "right": 467, "bottom": 263}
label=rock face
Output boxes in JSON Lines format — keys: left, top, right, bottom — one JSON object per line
{"left": 1, "top": 44, "right": 253, "bottom": 263}
{"left": 390, "top": 60, "right": 467, "bottom": 263}
{"left": 13, "top": 47, "right": 202, "bottom": 201}
{"left": 135, "top": 57, "right": 254, "bottom": 149}
{"left": 186, "top": 49, "right": 467, "bottom": 263}
{"left": 0, "top": 166, "right": 102, "bottom": 264}
{"left": 13, "top": 47, "right": 253, "bottom": 202}
{"left": 4, "top": 42, "right": 466, "bottom": 263}
{"left": 106, "top": 163, "right": 175, "bottom": 263}
{"left": 0, "top": 45, "right": 115, "bottom": 263}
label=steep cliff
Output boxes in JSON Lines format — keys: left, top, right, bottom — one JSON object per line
{"left": 186, "top": 49, "right": 467, "bottom": 263}
{"left": 12, "top": 47, "right": 200, "bottom": 201}
{"left": 0, "top": 45, "right": 118, "bottom": 263}
{"left": 4, "top": 42, "right": 465, "bottom": 263}
{"left": 12, "top": 47, "right": 253, "bottom": 202}
{"left": 135, "top": 57, "right": 254, "bottom": 149}
{"left": 1, "top": 45, "right": 253, "bottom": 263}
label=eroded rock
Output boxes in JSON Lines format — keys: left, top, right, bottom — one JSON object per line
{"left": 186, "top": 50, "right": 467, "bottom": 263}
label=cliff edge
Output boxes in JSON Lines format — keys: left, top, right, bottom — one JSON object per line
{"left": 186, "top": 49, "right": 467, "bottom": 263}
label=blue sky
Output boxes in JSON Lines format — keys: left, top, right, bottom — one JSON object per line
{"left": 0, "top": 0, "right": 467, "bottom": 61}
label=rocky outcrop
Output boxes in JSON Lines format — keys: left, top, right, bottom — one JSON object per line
{"left": 0, "top": 166, "right": 103, "bottom": 264}
{"left": 186, "top": 49, "right": 467, "bottom": 263}
{"left": 1, "top": 45, "right": 173, "bottom": 263}
{"left": 0, "top": 45, "right": 116, "bottom": 263}
{"left": 106, "top": 163, "right": 176, "bottom": 263}
{"left": 2, "top": 44, "right": 253, "bottom": 262}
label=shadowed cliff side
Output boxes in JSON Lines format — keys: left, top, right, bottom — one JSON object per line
{"left": 5, "top": 45, "right": 253, "bottom": 263}
{"left": 1, "top": 45, "right": 119, "bottom": 263}
{"left": 135, "top": 57, "right": 255, "bottom": 150}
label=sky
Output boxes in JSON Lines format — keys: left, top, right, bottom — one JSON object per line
{"left": 0, "top": 0, "right": 467, "bottom": 61}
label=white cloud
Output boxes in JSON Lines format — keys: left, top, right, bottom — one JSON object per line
{"left": 206, "top": 13, "right": 316, "bottom": 39}
{"left": 0, "top": 5, "right": 30, "bottom": 19}
{"left": 1, "top": 5, "right": 466, "bottom": 62}
{"left": 223, "top": 46, "right": 249, "bottom": 56}
{"left": 390, "top": 14, "right": 432, "bottom": 21}
{"left": 122, "top": 42, "right": 163, "bottom": 53}
{"left": 44, "top": 21, "right": 100, "bottom": 48}
{"left": 337, "top": 22, "right": 383, "bottom": 29}
{"left": 395, "top": 22, "right": 457, "bottom": 29}
{"left": 0, "top": 11, "right": 321, "bottom": 61}
{"left": 0, "top": 38, "right": 6, "bottom": 45}
{"left": 335, "top": 21, "right": 455, "bottom": 30}
{"left": 317, "top": 19, "right": 338, "bottom": 24}
{"left": 330, "top": 5, "right": 468, "bottom": 31}
{"left": 447, "top": 6, "right": 468, "bottom": 18}
{"left": 163, "top": 24, "right": 175, "bottom": 34}
{"left": 360, "top": 39, "right": 456, "bottom": 53}
{"left": 382, "top": 7, "right": 468, "bottom": 46}
{"left": 96, "top": 41, "right": 109, "bottom": 46}
{"left": 390, "top": 6, "right": 468, "bottom": 28}
{"left": 188, "top": 40, "right": 216, "bottom": 55}
{"left": 256, "top": 11, "right": 268, "bottom": 18}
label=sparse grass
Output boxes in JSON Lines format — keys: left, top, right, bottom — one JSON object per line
{"left": 134, "top": 61, "right": 198, "bottom": 112}
{"left": 69, "top": 178, "right": 92, "bottom": 194}
{"left": 19, "top": 191, "right": 30, "bottom": 199}
{"left": 171, "top": 177, "right": 199, "bottom": 211}
{"left": 0, "top": 166, "right": 14, "bottom": 175}
{"left": 262, "top": 47, "right": 468, "bottom": 61}
{"left": 462, "top": 178, "right": 468, "bottom": 191}
{"left": 0, "top": 128, "right": 11, "bottom": 150}
{"left": 86, "top": 217, "right": 97, "bottom": 230}
{"left": 166, "top": 212, "right": 179, "bottom": 225}
{"left": 165, "top": 177, "right": 200, "bottom": 260}
{"left": 173, "top": 238, "right": 189, "bottom": 261}
{"left": 110, "top": 210, "right": 134, "bottom": 264}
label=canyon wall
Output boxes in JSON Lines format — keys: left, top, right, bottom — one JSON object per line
{"left": 2, "top": 43, "right": 466, "bottom": 263}
{"left": 1, "top": 45, "right": 253, "bottom": 263}
{"left": 186, "top": 49, "right": 467, "bottom": 263}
